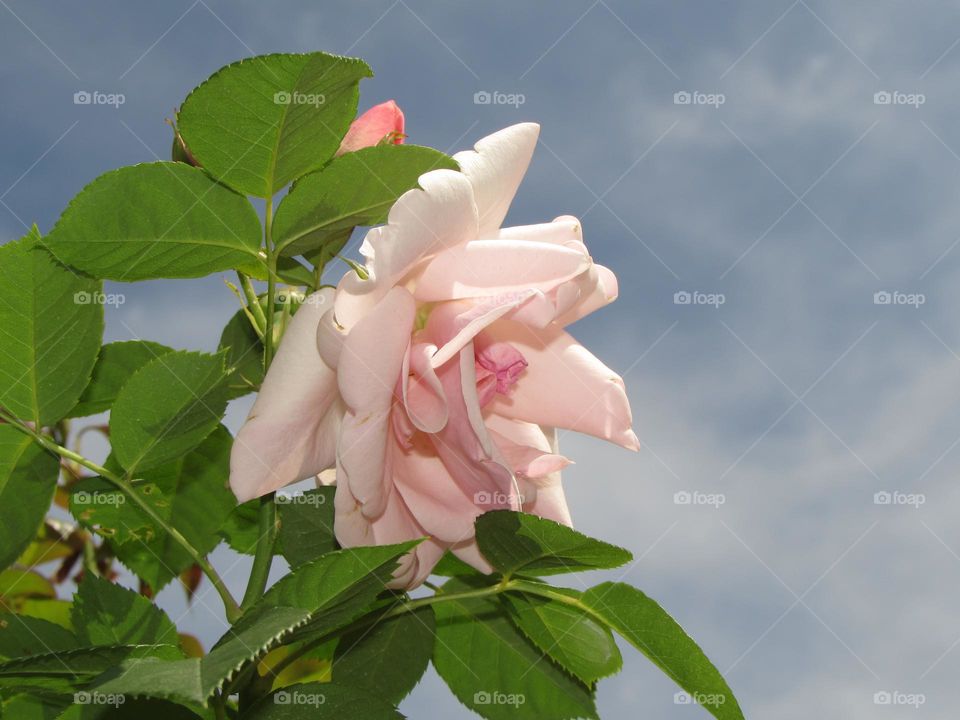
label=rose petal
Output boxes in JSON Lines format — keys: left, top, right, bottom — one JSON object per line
{"left": 229, "top": 289, "right": 341, "bottom": 503}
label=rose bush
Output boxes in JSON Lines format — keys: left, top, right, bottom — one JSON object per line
{"left": 230, "top": 122, "right": 638, "bottom": 586}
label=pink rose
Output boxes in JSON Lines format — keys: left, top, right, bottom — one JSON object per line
{"left": 230, "top": 123, "right": 637, "bottom": 587}
{"left": 336, "top": 100, "right": 405, "bottom": 155}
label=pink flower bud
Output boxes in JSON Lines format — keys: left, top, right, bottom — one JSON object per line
{"left": 336, "top": 100, "right": 405, "bottom": 156}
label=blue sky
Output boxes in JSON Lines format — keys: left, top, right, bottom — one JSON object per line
{"left": 4, "top": 1, "right": 960, "bottom": 718}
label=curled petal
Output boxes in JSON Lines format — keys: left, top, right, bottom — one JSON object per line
{"left": 336, "top": 288, "right": 416, "bottom": 517}
{"left": 454, "top": 123, "right": 540, "bottom": 235}
{"left": 486, "top": 321, "right": 639, "bottom": 451}
{"left": 229, "top": 289, "right": 340, "bottom": 502}
{"left": 335, "top": 170, "right": 478, "bottom": 328}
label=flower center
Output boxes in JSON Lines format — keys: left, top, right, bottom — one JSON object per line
{"left": 474, "top": 340, "right": 527, "bottom": 406}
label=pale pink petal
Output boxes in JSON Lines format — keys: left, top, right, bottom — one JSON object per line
{"left": 335, "top": 170, "right": 478, "bottom": 328}
{"left": 410, "top": 239, "right": 590, "bottom": 303}
{"left": 336, "top": 288, "right": 416, "bottom": 517}
{"left": 333, "top": 475, "right": 444, "bottom": 589}
{"left": 554, "top": 264, "right": 619, "bottom": 327}
{"left": 454, "top": 123, "right": 540, "bottom": 235}
{"left": 336, "top": 100, "right": 405, "bottom": 156}
{"left": 485, "top": 321, "right": 639, "bottom": 450}
{"left": 496, "top": 216, "right": 586, "bottom": 253}
{"left": 230, "top": 289, "right": 341, "bottom": 503}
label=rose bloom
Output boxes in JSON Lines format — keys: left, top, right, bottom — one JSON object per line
{"left": 231, "top": 123, "right": 637, "bottom": 588}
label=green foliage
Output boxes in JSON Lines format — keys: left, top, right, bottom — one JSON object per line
{"left": 0, "top": 613, "right": 77, "bottom": 660}
{"left": 69, "top": 341, "right": 174, "bottom": 418}
{"left": 72, "top": 575, "right": 180, "bottom": 648}
{"left": 44, "top": 163, "right": 263, "bottom": 281}
{"left": 0, "top": 426, "right": 60, "bottom": 570}
{"left": 277, "top": 488, "right": 337, "bottom": 568}
{"left": 273, "top": 144, "right": 458, "bottom": 257}
{"left": 504, "top": 590, "right": 621, "bottom": 685}
{"left": 0, "top": 231, "right": 103, "bottom": 426}
{"left": 433, "top": 577, "right": 598, "bottom": 720}
{"left": 475, "top": 510, "right": 633, "bottom": 577}
{"left": 331, "top": 605, "right": 434, "bottom": 704}
{"left": 579, "top": 582, "right": 744, "bottom": 720}
{"left": 109, "top": 351, "right": 230, "bottom": 475}
{"left": 177, "top": 52, "right": 372, "bottom": 197}
{"left": 218, "top": 306, "right": 264, "bottom": 399}
{"left": 244, "top": 682, "right": 403, "bottom": 719}
{"left": 70, "top": 426, "right": 235, "bottom": 590}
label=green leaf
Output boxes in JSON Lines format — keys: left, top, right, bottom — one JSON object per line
{"left": 331, "top": 605, "right": 433, "bottom": 705}
{"left": 277, "top": 488, "right": 337, "bottom": 568}
{"left": 430, "top": 551, "right": 481, "bottom": 578}
{"left": 475, "top": 511, "right": 632, "bottom": 577}
{"left": 177, "top": 52, "right": 372, "bottom": 197}
{"left": 70, "top": 426, "right": 235, "bottom": 590}
{"left": 2, "top": 693, "right": 69, "bottom": 719}
{"left": 0, "top": 645, "right": 167, "bottom": 696}
{"left": 44, "top": 163, "right": 263, "bottom": 281}
{"left": 92, "top": 607, "right": 317, "bottom": 707}
{"left": 504, "top": 591, "right": 621, "bottom": 685}
{"left": 72, "top": 575, "right": 180, "bottom": 649}
{"left": 217, "top": 307, "right": 264, "bottom": 400}
{"left": 0, "top": 568, "right": 56, "bottom": 603}
{"left": 433, "top": 577, "right": 597, "bottom": 720}
{"left": 273, "top": 145, "right": 459, "bottom": 257}
{"left": 0, "top": 613, "right": 77, "bottom": 660}
{"left": 218, "top": 499, "right": 261, "bottom": 554}
{"left": 0, "top": 425, "right": 60, "bottom": 570}
{"left": 580, "top": 582, "right": 744, "bottom": 720}
{"left": 244, "top": 682, "right": 404, "bottom": 719}
{"left": 56, "top": 697, "right": 205, "bottom": 720}
{"left": 0, "top": 232, "right": 103, "bottom": 426}
{"left": 110, "top": 351, "right": 230, "bottom": 474}
{"left": 68, "top": 341, "right": 174, "bottom": 418}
